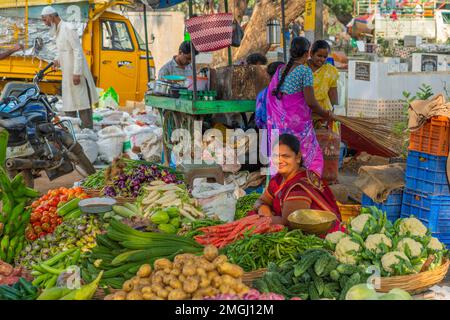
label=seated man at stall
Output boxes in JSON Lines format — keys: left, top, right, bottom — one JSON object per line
{"left": 252, "top": 134, "right": 342, "bottom": 232}
{"left": 158, "top": 41, "right": 198, "bottom": 79}
{"left": 246, "top": 53, "right": 268, "bottom": 66}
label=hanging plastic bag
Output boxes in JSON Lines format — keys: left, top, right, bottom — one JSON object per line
{"left": 231, "top": 20, "right": 244, "bottom": 47}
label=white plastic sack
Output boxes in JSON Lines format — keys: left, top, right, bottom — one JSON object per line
{"left": 58, "top": 116, "right": 82, "bottom": 133}
{"left": 192, "top": 180, "right": 239, "bottom": 222}
{"left": 140, "top": 130, "right": 163, "bottom": 163}
{"left": 76, "top": 129, "right": 98, "bottom": 163}
{"left": 97, "top": 126, "right": 126, "bottom": 163}
{"left": 78, "top": 139, "right": 98, "bottom": 163}
{"left": 124, "top": 124, "right": 159, "bottom": 148}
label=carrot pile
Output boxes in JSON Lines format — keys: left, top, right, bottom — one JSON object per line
{"left": 194, "top": 215, "right": 285, "bottom": 248}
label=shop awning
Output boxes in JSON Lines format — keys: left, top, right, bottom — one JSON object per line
{"left": 139, "top": 0, "right": 186, "bottom": 9}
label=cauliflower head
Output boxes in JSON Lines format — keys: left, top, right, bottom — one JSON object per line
{"left": 335, "top": 237, "right": 361, "bottom": 265}
{"left": 350, "top": 214, "right": 371, "bottom": 234}
{"left": 325, "top": 231, "right": 348, "bottom": 244}
{"left": 397, "top": 238, "right": 423, "bottom": 258}
{"left": 381, "top": 251, "right": 409, "bottom": 273}
{"left": 428, "top": 237, "right": 444, "bottom": 251}
{"left": 364, "top": 233, "right": 392, "bottom": 254}
{"left": 398, "top": 217, "right": 427, "bottom": 237}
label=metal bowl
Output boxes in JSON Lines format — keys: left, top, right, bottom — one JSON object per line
{"left": 287, "top": 209, "right": 337, "bottom": 235}
{"left": 79, "top": 197, "right": 116, "bottom": 214}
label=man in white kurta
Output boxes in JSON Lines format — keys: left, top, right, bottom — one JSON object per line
{"left": 41, "top": 6, "right": 98, "bottom": 129}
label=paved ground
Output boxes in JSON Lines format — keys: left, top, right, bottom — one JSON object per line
{"left": 34, "top": 171, "right": 84, "bottom": 194}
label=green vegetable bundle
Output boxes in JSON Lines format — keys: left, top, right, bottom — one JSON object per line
{"left": 178, "top": 218, "right": 224, "bottom": 238}
{"left": 223, "top": 229, "right": 325, "bottom": 272}
{"left": 0, "top": 278, "right": 39, "bottom": 300}
{"left": 0, "top": 167, "right": 40, "bottom": 263}
{"left": 81, "top": 169, "right": 105, "bottom": 189}
{"left": 235, "top": 193, "right": 261, "bottom": 220}
{"left": 254, "top": 249, "right": 368, "bottom": 300}
{"left": 81, "top": 219, "right": 203, "bottom": 289}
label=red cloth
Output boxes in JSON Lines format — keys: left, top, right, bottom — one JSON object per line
{"left": 251, "top": 170, "right": 344, "bottom": 235}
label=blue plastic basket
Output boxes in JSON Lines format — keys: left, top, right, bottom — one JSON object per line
{"left": 405, "top": 151, "right": 450, "bottom": 195}
{"left": 245, "top": 185, "right": 264, "bottom": 194}
{"left": 361, "top": 189, "right": 403, "bottom": 222}
{"left": 401, "top": 188, "right": 450, "bottom": 234}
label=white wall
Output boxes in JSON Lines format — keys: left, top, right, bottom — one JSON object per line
{"left": 348, "top": 60, "right": 450, "bottom": 101}
{"left": 125, "top": 11, "right": 185, "bottom": 75}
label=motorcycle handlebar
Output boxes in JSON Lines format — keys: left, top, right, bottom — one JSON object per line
{"left": 36, "top": 62, "right": 54, "bottom": 80}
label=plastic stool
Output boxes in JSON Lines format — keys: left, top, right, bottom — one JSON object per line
{"left": 177, "top": 163, "right": 225, "bottom": 186}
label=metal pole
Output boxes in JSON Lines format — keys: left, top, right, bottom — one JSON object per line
{"left": 224, "top": 0, "right": 232, "bottom": 66}
{"left": 188, "top": 0, "right": 198, "bottom": 101}
{"left": 281, "top": 0, "right": 287, "bottom": 62}
{"left": 25, "top": 0, "right": 29, "bottom": 48}
{"left": 143, "top": 4, "right": 151, "bottom": 82}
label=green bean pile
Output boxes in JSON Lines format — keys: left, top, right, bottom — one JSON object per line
{"left": 234, "top": 193, "right": 261, "bottom": 220}
{"left": 81, "top": 169, "right": 105, "bottom": 189}
{"left": 222, "top": 230, "right": 325, "bottom": 272}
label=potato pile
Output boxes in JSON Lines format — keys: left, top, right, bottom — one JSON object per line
{"left": 104, "top": 245, "right": 250, "bottom": 300}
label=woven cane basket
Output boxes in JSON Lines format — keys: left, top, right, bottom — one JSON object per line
{"left": 378, "top": 259, "right": 449, "bottom": 294}
{"left": 84, "top": 188, "right": 134, "bottom": 205}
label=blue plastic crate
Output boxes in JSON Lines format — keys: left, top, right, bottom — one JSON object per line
{"left": 361, "top": 189, "right": 403, "bottom": 222}
{"left": 401, "top": 188, "right": 450, "bottom": 234}
{"left": 405, "top": 151, "right": 450, "bottom": 195}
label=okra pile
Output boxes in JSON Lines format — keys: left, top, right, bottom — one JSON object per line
{"left": 0, "top": 167, "right": 40, "bottom": 264}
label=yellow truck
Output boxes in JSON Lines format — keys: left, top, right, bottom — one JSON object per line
{"left": 0, "top": 0, "right": 155, "bottom": 105}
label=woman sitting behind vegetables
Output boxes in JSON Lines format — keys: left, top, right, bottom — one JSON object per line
{"left": 252, "top": 134, "right": 342, "bottom": 232}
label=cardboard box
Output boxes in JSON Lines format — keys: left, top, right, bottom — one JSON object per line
{"left": 121, "top": 100, "right": 146, "bottom": 114}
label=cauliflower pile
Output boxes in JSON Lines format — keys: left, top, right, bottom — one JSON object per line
{"left": 381, "top": 251, "right": 410, "bottom": 273}
{"left": 428, "top": 237, "right": 444, "bottom": 251}
{"left": 335, "top": 237, "right": 361, "bottom": 265}
{"left": 396, "top": 238, "right": 423, "bottom": 258}
{"left": 364, "top": 234, "right": 392, "bottom": 254}
{"left": 328, "top": 206, "right": 448, "bottom": 277}
{"left": 398, "top": 217, "right": 428, "bottom": 237}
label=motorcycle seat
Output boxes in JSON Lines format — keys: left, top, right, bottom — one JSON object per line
{"left": 0, "top": 116, "right": 27, "bottom": 130}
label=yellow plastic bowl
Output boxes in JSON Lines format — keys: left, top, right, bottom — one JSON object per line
{"left": 287, "top": 209, "right": 337, "bottom": 235}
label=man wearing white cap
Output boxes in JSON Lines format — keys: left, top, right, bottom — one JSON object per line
{"left": 41, "top": 6, "right": 98, "bottom": 129}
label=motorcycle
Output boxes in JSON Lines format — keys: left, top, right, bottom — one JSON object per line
{"left": 0, "top": 62, "right": 96, "bottom": 187}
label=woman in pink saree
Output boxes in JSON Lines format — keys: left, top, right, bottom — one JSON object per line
{"left": 265, "top": 37, "right": 335, "bottom": 177}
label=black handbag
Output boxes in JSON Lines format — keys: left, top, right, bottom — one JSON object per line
{"left": 231, "top": 20, "right": 244, "bottom": 47}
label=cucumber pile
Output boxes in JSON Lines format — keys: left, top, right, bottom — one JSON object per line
{"left": 254, "top": 249, "right": 369, "bottom": 300}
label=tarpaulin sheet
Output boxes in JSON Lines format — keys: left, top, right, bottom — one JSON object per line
{"left": 0, "top": 3, "right": 88, "bottom": 61}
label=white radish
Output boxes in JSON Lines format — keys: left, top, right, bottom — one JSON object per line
{"left": 179, "top": 208, "right": 196, "bottom": 221}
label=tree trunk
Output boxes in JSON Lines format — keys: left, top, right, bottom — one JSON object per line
{"left": 334, "top": 12, "right": 353, "bottom": 26}
{"left": 213, "top": 0, "right": 306, "bottom": 67}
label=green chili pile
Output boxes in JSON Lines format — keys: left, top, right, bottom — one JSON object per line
{"left": 222, "top": 230, "right": 325, "bottom": 272}
{"left": 234, "top": 193, "right": 261, "bottom": 220}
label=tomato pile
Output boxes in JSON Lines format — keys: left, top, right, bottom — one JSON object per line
{"left": 26, "top": 187, "right": 89, "bottom": 241}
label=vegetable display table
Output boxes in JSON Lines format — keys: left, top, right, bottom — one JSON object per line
{"left": 145, "top": 94, "right": 256, "bottom": 166}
